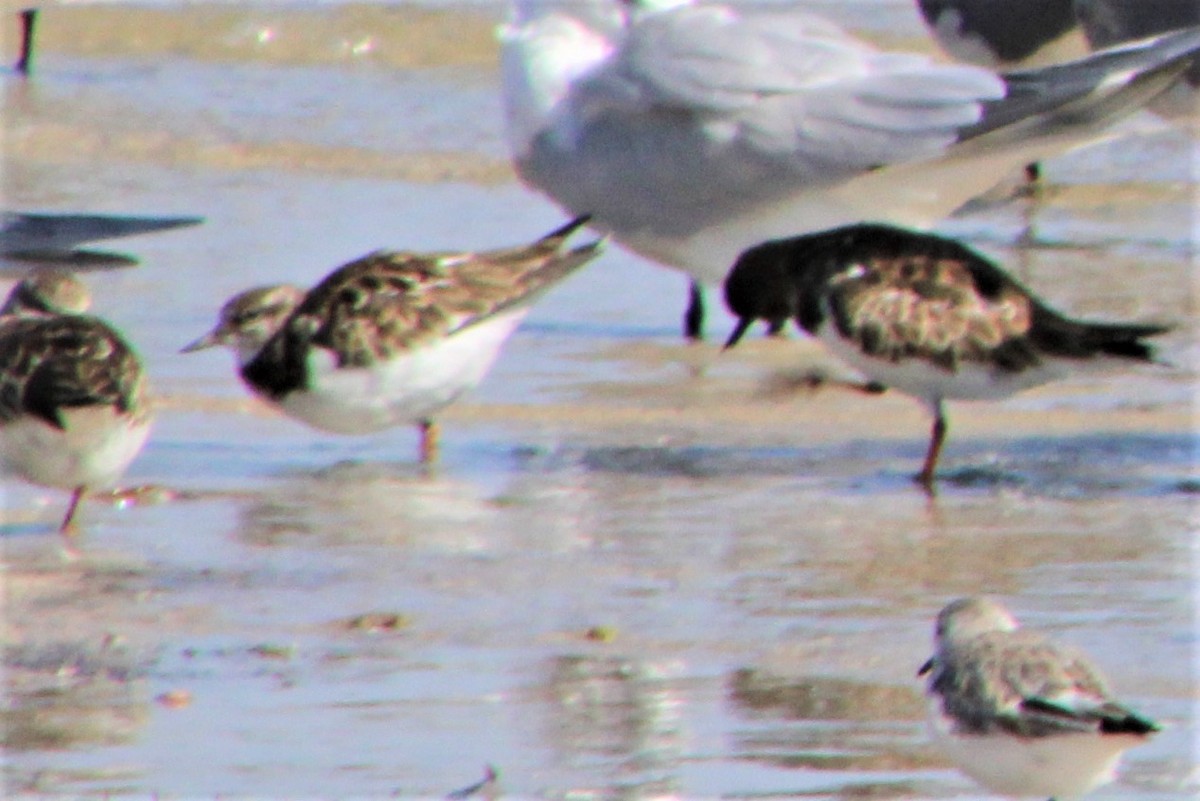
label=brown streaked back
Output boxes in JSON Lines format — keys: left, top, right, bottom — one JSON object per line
{"left": 242, "top": 216, "right": 603, "bottom": 400}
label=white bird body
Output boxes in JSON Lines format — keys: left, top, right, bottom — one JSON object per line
{"left": 927, "top": 712, "right": 1148, "bottom": 798}
{"left": 184, "top": 217, "right": 603, "bottom": 460}
{"left": 272, "top": 307, "right": 528, "bottom": 436}
{"left": 502, "top": 0, "right": 1200, "bottom": 289}
{"left": 0, "top": 404, "right": 150, "bottom": 491}
{"left": 921, "top": 597, "right": 1159, "bottom": 800}
{"left": 0, "top": 270, "right": 152, "bottom": 531}
{"left": 812, "top": 317, "right": 1067, "bottom": 405}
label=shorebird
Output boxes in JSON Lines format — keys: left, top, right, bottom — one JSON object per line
{"left": 722, "top": 223, "right": 1170, "bottom": 487}
{"left": 500, "top": 0, "right": 1200, "bottom": 339}
{"left": 183, "top": 216, "right": 603, "bottom": 462}
{"left": 0, "top": 269, "right": 153, "bottom": 533}
{"left": 920, "top": 597, "right": 1160, "bottom": 799}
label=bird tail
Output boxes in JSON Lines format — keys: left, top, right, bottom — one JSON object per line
{"left": 488, "top": 215, "right": 604, "bottom": 313}
{"left": 1031, "top": 307, "right": 1172, "bottom": 363}
{"left": 1079, "top": 320, "right": 1173, "bottom": 362}
{"left": 962, "top": 26, "right": 1200, "bottom": 143}
{"left": 1020, "top": 696, "right": 1161, "bottom": 737}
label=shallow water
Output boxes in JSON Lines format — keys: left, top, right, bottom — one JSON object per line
{"left": 1, "top": 2, "right": 1198, "bottom": 798}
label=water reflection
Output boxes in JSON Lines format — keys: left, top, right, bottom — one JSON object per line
{"left": 538, "top": 654, "right": 685, "bottom": 798}
{"left": 1, "top": 0, "right": 1193, "bottom": 794}
{"left": 234, "top": 461, "right": 497, "bottom": 550}
{"left": 3, "top": 636, "right": 152, "bottom": 792}
{"left": 727, "top": 668, "right": 943, "bottom": 798}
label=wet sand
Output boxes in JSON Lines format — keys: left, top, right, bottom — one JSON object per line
{"left": 1, "top": 1, "right": 1197, "bottom": 798}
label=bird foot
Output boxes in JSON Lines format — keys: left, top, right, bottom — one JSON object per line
{"left": 101, "top": 484, "right": 181, "bottom": 508}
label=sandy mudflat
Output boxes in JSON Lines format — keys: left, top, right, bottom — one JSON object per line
{"left": 1, "top": 1, "right": 1197, "bottom": 797}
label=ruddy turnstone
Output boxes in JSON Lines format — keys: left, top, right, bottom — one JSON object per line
{"left": 183, "top": 216, "right": 603, "bottom": 462}
{"left": 0, "top": 269, "right": 153, "bottom": 533}
{"left": 722, "top": 223, "right": 1170, "bottom": 486}
{"left": 500, "top": 0, "right": 1200, "bottom": 338}
{"left": 919, "top": 597, "right": 1159, "bottom": 799}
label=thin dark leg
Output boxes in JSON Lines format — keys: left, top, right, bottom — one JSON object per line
{"left": 16, "top": 8, "right": 37, "bottom": 75}
{"left": 684, "top": 281, "right": 705, "bottom": 341}
{"left": 765, "top": 318, "right": 786, "bottom": 337}
{"left": 419, "top": 419, "right": 440, "bottom": 464}
{"left": 59, "top": 486, "right": 85, "bottom": 534}
{"left": 916, "top": 407, "right": 947, "bottom": 488}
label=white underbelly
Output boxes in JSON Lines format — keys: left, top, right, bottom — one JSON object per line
{"left": 816, "top": 323, "right": 1065, "bottom": 405}
{"left": 277, "top": 308, "right": 529, "bottom": 435}
{"left": 613, "top": 130, "right": 1107, "bottom": 288}
{"left": 0, "top": 407, "right": 151, "bottom": 490}
{"left": 928, "top": 706, "right": 1138, "bottom": 798}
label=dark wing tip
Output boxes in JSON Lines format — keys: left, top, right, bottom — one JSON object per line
{"left": 1098, "top": 708, "right": 1162, "bottom": 736}
{"left": 539, "top": 214, "right": 593, "bottom": 245}
{"left": 1021, "top": 696, "right": 1161, "bottom": 737}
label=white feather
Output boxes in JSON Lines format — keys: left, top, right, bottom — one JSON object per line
{"left": 277, "top": 308, "right": 530, "bottom": 435}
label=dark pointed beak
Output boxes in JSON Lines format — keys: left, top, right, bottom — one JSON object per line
{"left": 723, "top": 317, "right": 753, "bottom": 350}
{"left": 181, "top": 329, "right": 222, "bottom": 353}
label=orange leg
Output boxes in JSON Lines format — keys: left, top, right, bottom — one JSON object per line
{"left": 419, "top": 419, "right": 440, "bottom": 464}
{"left": 59, "top": 486, "right": 85, "bottom": 535}
{"left": 916, "top": 408, "right": 947, "bottom": 489}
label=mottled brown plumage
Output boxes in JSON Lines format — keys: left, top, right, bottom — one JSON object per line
{"left": 0, "top": 314, "right": 148, "bottom": 430}
{"left": 242, "top": 215, "right": 602, "bottom": 401}
{"left": 724, "top": 223, "right": 1170, "bottom": 486}
{"left": 726, "top": 223, "right": 1167, "bottom": 368}
{"left": 825, "top": 252, "right": 1038, "bottom": 373}
{"left": 0, "top": 272, "right": 152, "bottom": 533}
{"left": 184, "top": 216, "right": 603, "bottom": 457}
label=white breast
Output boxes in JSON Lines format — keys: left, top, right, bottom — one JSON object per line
{"left": 277, "top": 307, "right": 530, "bottom": 435}
{"left": 0, "top": 406, "right": 151, "bottom": 490}
{"left": 928, "top": 706, "right": 1139, "bottom": 798}
{"left": 813, "top": 320, "right": 1066, "bottom": 406}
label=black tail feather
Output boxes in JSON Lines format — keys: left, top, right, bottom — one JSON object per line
{"left": 1083, "top": 321, "right": 1172, "bottom": 361}
{"left": 1098, "top": 708, "right": 1161, "bottom": 736}
{"left": 1021, "top": 696, "right": 1161, "bottom": 737}
{"left": 1032, "top": 308, "right": 1172, "bottom": 362}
